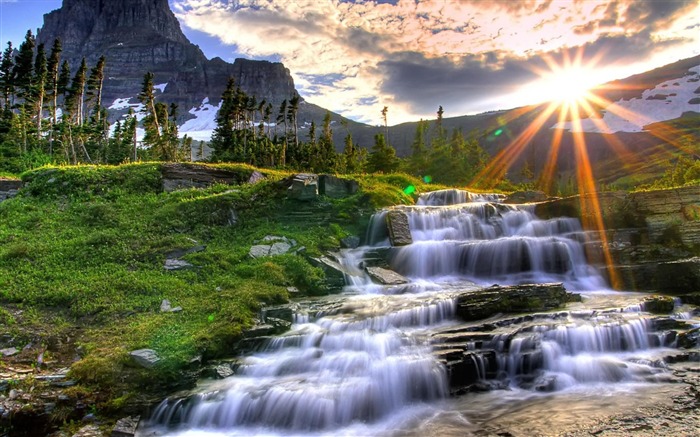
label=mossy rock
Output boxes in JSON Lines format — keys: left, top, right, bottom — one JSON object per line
{"left": 642, "top": 295, "right": 676, "bottom": 314}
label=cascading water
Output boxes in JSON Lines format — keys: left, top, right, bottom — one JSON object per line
{"left": 139, "top": 189, "right": 698, "bottom": 436}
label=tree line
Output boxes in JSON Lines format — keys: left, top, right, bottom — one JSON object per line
{"left": 0, "top": 30, "right": 491, "bottom": 188}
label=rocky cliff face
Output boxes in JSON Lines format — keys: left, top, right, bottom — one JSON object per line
{"left": 37, "top": 0, "right": 298, "bottom": 115}
{"left": 533, "top": 185, "right": 700, "bottom": 293}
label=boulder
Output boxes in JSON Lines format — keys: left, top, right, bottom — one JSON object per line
{"left": 129, "top": 349, "right": 160, "bottom": 368}
{"left": 248, "top": 171, "right": 265, "bottom": 184}
{"left": 161, "top": 163, "right": 252, "bottom": 192}
{"left": 319, "top": 175, "right": 359, "bottom": 198}
{"left": 365, "top": 266, "right": 410, "bottom": 285}
{"left": 340, "top": 235, "right": 361, "bottom": 249}
{"left": 0, "top": 179, "right": 21, "bottom": 202}
{"left": 249, "top": 236, "right": 298, "bottom": 258}
{"left": 641, "top": 295, "right": 676, "bottom": 314}
{"left": 386, "top": 210, "right": 412, "bottom": 246}
{"left": 287, "top": 174, "right": 319, "bottom": 201}
{"left": 308, "top": 255, "right": 350, "bottom": 290}
{"left": 111, "top": 416, "right": 140, "bottom": 437}
{"left": 455, "top": 283, "right": 576, "bottom": 321}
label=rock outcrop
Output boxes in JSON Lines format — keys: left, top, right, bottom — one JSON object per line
{"left": 37, "top": 0, "right": 298, "bottom": 118}
{"left": 455, "top": 283, "right": 577, "bottom": 321}
{"left": 386, "top": 210, "right": 413, "bottom": 246}
{"left": 534, "top": 186, "right": 700, "bottom": 292}
{"left": 0, "top": 179, "right": 21, "bottom": 202}
{"left": 161, "top": 163, "right": 264, "bottom": 192}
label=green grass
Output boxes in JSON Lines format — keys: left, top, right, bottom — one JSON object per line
{"left": 0, "top": 163, "right": 449, "bottom": 418}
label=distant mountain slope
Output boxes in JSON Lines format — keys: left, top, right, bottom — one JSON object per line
{"left": 376, "top": 55, "right": 700, "bottom": 188}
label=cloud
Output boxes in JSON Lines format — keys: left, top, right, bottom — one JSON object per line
{"left": 171, "top": 0, "right": 700, "bottom": 124}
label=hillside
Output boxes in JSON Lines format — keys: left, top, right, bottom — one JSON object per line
{"left": 0, "top": 163, "right": 432, "bottom": 435}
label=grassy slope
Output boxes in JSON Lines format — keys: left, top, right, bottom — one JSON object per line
{"left": 0, "top": 163, "right": 432, "bottom": 416}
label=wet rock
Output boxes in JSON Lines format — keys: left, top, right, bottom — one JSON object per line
{"left": 308, "top": 254, "right": 351, "bottom": 290}
{"left": 642, "top": 295, "right": 676, "bottom": 314}
{"left": 386, "top": 210, "right": 412, "bottom": 246}
{"left": 287, "top": 173, "right": 319, "bottom": 201}
{"left": 129, "top": 349, "right": 160, "bottom": 368}
{"left": 455, "top": 283, "right": 574, "bottom": 321}
{"left": 677, "top": 328, "right": 700, "bottom": 349}
{"left": 214, "top": 364, "right": 235, "bottom": 379}
{"left": 365, "top": 266, "right": 410, "bottom": 285}
{"left": 340, "top": 235, "right": 361, "bottom": 249}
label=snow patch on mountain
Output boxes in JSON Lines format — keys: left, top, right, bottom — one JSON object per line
{"left": 553, "top": 65, "right": 700, "bottom": 133}
{"left": 179, "top": 98, "right": 222, "bottom": 142}
{"left": 154, "top": 83, "right": 168, "bottom": 93}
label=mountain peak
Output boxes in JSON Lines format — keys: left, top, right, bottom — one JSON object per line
{"left": 37, "top": 0, "right": 298, "bottom": 116}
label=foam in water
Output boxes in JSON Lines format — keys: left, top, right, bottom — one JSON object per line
{"left": 141, "top": 189, "right": 676, "bottom": 435}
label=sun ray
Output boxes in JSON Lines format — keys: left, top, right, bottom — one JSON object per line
{"left": 471, "top": 101, "right": 559, "bottom": 188}
{"left": 569, "top": 103, "right": 621, "bottom": 289}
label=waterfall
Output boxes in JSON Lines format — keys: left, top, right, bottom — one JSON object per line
{"left": 140, "top": 189, "right": 687, "bottom": 436}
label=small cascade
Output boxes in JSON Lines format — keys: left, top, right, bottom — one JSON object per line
{"left": 139, "top": 188, "right": 694, "bottom": 436}
{"left": 434, "top": 311, "right": 677, "bottom": 394}
{"left": 376, "top": 189, "right": 606, "bottom": 290}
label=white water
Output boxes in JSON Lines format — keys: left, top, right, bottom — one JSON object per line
{"left": 139, "top": 189, "right": 694, "bottom": 436}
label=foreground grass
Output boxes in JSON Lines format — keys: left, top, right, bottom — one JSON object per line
{"left": 0, "top": 163, "right": 433, "bottom": 417}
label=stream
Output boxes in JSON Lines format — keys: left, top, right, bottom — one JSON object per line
{"left": 137, "top": 189, "right": 699, "bottom": 436}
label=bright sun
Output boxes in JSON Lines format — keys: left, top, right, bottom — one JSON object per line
{"left": 544, "top": 68, "right": 597, "bottom": 105}
{"left": 521, "top": 49, "right": 606, "bottom": 107}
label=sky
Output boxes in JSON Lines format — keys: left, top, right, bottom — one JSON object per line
{"left": 1, "top": 0, "right": 699, "bottom": 125}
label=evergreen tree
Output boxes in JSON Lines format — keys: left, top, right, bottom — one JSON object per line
{"left": 13, "top": 30, "right": 35, "bottom": 106}
{"left": 366, "top": 133, "right": 399, "bottom": 173}
{"left": 86, "top": 56, "right": 106, "bottom": 122}
{"left": 210, "top": 77, "right": 238, "bottom": 161}
{"left": 33, "top": 43, "right": 48, "bottom": 139}
{"left": 407, "top": 119, "right": 428, "bottom": 175}
{"left": 0, "top": 42, "right": 14, "bottom": 109}
{"left": 66, "top": 58, "right": 87, "bottom": 126}
{"left": 46, "top": 39, "right": 62, "bottom": 127}
{"left": 57, "top": 60, "right": 70, "bottom": 100}
{"left": 138, "top": 72, "right": 160, "bottom": 141}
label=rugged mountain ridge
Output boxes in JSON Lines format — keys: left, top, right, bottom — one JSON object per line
{"left": 37, "top": 0, "right": 298, "bottom": 114}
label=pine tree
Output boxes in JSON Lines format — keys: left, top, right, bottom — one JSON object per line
{"left": 210, "top": 77, "right": 238, "bottom": 161}
{"left": 86, "top": 56, "right": 106, "bottom": 122}
{"left": 33, "top": 43, "right": 48, "bottom": 139}
{"left": 57, "top": 60, "right": 70, "bottom": 100}
{"left": 46, "top": 39, "right": 62, "bottom": 133}
{"left": 13, "top": 30, "right": 35, "bottom": 106}
{"left": 366, "top": 133, "right": 399, "bottom": 173}
{"left": 138, "top": 72, "right": 161, "bottom": 141}
{"left": 66, "top": 58, "right": 87, "bottom": 126}
{"left": 0, "top": 42, "right": 14, "bottom": 109}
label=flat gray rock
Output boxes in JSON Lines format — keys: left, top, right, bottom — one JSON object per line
{"left": 366, "top": 267, "right": 410, "bottom": 285}
{"left": 129, "top": 349, "right": 160, "bottom": 368}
